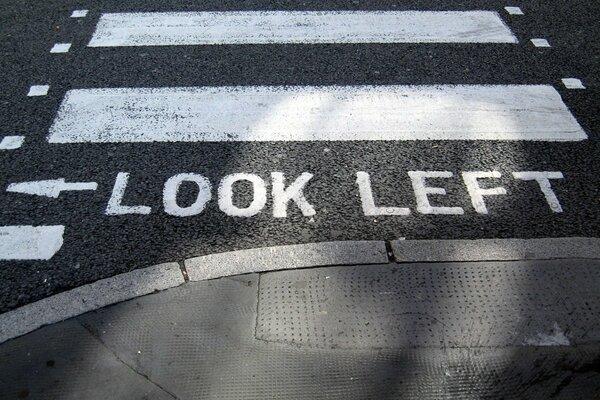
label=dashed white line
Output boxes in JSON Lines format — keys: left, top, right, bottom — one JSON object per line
{"left": 531, "top": 38, "right": 551, "bottom": 47}
{"left": 88, "top": 11, "right": 518, "bottom": 47}
{"left": 27, "top": 85, "right": 49, "bottom": 96}
{"left": 0, "top": 136, "right": 25, "bottom": 150}
{"left": 0, "top": 225, "right": 65, "bottom": 260}
{"left": 71, "top": 10, "right": 88, "bottom": 18}
{"left": 504, "top": 7, "right": 524, "bottom": 15}
{"left": 562, "top": 78, "right": 586, "bottom": 89}
{"left": 47, "top": 85, "right": 587, "bottom": 143}
{"left": 50, "top": 43, "right": 72, "bottom": 53}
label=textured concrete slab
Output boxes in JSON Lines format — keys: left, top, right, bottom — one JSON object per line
{"left": 391, "top": 238, "right": 600, "bottom": 262}
{"left": 185, "top": 241, "right": 388, "bottom": 281}
{"left": 0, "top": 320, "right": 175, "bottom": 399}
{"left": 0, "top": 262, "right": 183, "bottom": 344}
{"left": 257, "top": 261, "right": 600, "bottom": 348}
{"left": 76, "top": 274, "right": 600, "bottom": 399}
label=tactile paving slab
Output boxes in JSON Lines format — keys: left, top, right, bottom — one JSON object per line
{"left": 256, "top": 260, "right": 600, "bottom": 348}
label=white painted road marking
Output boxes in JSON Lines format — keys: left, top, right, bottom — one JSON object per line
{"left": 562, "top": 78, "right": 586, "bottom": 89}
{"left": 531, "top": 38, "right": 551, "bottom": 47}
{"left": 356, "top": 172, "right": 410, "bottom": 216}
{"left": 462, "top": 171, "right": 507, "bottom": 214}
{"left": 0, "top": 136, "right": 25, "bottom": 150}
{"left": 106, "top": 172, "right": 151, "bottom": 215}
{"left": 409, "top": 171, "right": 465, "bottom": 215}
{"left": 504, "top": 7, "right": 524, "bottom": 15}
{"left": 88, "top": 11, "right": 518, "bottom": 47}
{"left": 107, "top": 172, "right": 315, "bottom": 217}
{"left": 71, "top": 10, "right": 88, "bottom": 18}
{"left": 512, "top": 171, "right": 564, "bottom": 212}
{"left": 27, "top": 85, "right": 49, "bottom": 97}
{"left": 48, "top": 85, "right": 586, "bottom": 143}
{"left": 6, "top": 179, "right": 98, "bottom": 198}
{"left": 0, "top": 225, "right": 64, "bottom": 260}
{"left": 50, "top": 43, "right": 72, "bottom": 53}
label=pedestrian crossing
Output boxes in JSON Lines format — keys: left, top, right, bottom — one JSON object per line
{"left": 2, "top": 5, "right": 590, "bottom": 261}
{"left": 88, "top": 11, "right": 518, "bottom": 47}
{"left": 48, "top": 85, "right": 585, "bottom": 143}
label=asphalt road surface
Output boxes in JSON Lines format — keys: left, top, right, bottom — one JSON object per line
{"left": 0, "top": 0, "right": 598, "bottom": 311}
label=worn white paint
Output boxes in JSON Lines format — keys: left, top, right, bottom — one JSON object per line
{"left": 462, "top": 171, "right": 507, "bottom": 214}
{"left": 271, "top": 172, "right": 315, "bottom": 218}
{"left": 218, "top": 173, "right": 267, "bottom": 217}
{"left": 531, "top": 38, "right": 551, "bottom": 47}
{"left": 71, "top": 10, "right": 88, "bottom": 18}
{"left": 88, "top": 11, "right": 517, "bottom": 47}
{"left": 163, "top": 173, "right": 212, "bottom": 217}
{"left": 7, "top": 179, "right": 97, "bottom": 198}
{"left": 356, "top": 172, "right": 410, "bottom": 216}
{"left": 0, "top": 225, "right": 64, "bottom": 260}
{"left": 48, "top": 85, "right": 587, "bottom": 143}
{"left": 106, "top": 172, "right": 151, "bottom": 215}
{"left": 513, "top": 171, "right": 564, "bottom": 212}
{"left": 524, "top": 322, "right": 570, "bottom": 346}
{"left": 504, "top": 7, "right": 524, "bottom": 15}
{"left": 27, "top": 85, "right": 49, "bottom": 97}
{"left": 50, "top": 43, "right": 72, "bottom": 53}
{"left": 562, "top": 78, "right": 585, "bottom": 89}
{"left": 408, "top": 171, "right": 464, "bottom": 215}
{"left": 0, "top": 136, "right": 24, "bottom": 150}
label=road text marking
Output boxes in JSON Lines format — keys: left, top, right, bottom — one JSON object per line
{"left": 0, "top": 226, "right": 64, "bottom": 260}
{"left": 48, "top": 85, "right": 586, "bottom": 143}
{"left": 0, "top": 136, "right": 25, "bottom": 150}
{"left": 88, "top": 11, "right": 518, "bottom": 47}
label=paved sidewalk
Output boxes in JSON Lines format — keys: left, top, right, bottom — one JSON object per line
{"left": 1, "top": 255, "right": 600, "bottom": 399}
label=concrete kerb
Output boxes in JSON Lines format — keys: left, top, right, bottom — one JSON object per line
{"left": 391, "top": 237, "right": 600, "bottom": 263}
{"left": 0, "top": 241, "right": 387, "bottom": 344}
{"left": 184, "top": 241, "right": 388, "bottom": 281}
{"left": 1, "top": 238, "right": 598, "bottom": 344}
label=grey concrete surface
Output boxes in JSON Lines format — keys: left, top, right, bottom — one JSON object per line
{"left": 185, "top": 240, "right": 388, "bottom": 280}
{"left": 0, "top": 262, "right": 183, "bottom": 344}
{"left": 391, "top": 238, "right": 600, "bottom": 262}
{"left": 1, "top": 263, "right": 599, "bottom": 399}
{"left": 0, "top": 320, "right": 175, "bottom": 400}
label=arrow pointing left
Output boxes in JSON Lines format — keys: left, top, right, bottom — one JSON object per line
{"left": 6, "top": 178, "right": 98, "bottom": 198}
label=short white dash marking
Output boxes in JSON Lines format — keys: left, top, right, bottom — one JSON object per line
{"left": 562, "top": 78, "right": 586, "bottom": 89}
{"left": 71, "top": 10, "right": 88, "bottom": 18}
{"left": 50, "top": 43, "right": 72, "bottom": 53}
{"left": 0, "top": 136, "right": 25, "bottom": 150}
{"left": 531, "top": 38, "right": 551, "bottom": 47}
{"left": 88, "top": 11, "right": 518, "bottom": 47}
{"left": 504, "top": 7, "right": 524, "bottom": 15}
{"left": 0, "top": 225, "right": 65, "bottom": 260}
{"left": 48, "top": 85, "right": 587, "bottom": 143}
{"left": 27, "top": 85, "right": 49, "bottom": 97}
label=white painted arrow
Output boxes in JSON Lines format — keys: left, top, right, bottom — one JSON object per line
{"left": 7, "top": 179, "right": 98, "bottom": 198}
